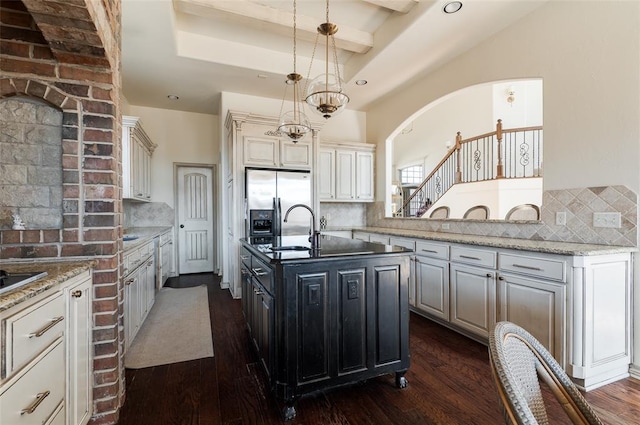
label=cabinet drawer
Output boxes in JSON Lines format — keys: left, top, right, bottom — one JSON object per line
{"left": 389, "top": 237, "right": 415, "bottom": 251}
{"left": 451, "top": 246, "right": 496, "bottom": 268}
{"left": 240, "top": 247, "right": 251, "bottom": 268}
{"left": 499, "top": 252, "right": 566, "bottom": 282}
{"left": 139, "top": 241, "right": 153, "bottom": 259}
{"left": 368, "top": 233, "right": 390, "bottom": 245}
{"left": 160, "top": 231, "right": 172, "bottom": 245}
{"left": 0, "top": 338, "right": 65, "bottom": 424}
{"left": 4, "top": 292, "right": 64, "bottom": 376}
{"left": 251, "top": 257, "right": 273, "bottom": 293}
{"left": 125, "top": 249, "right": 141, "bottom": 274}
{"left": 415, "top": 241, "right": 449, "bottom": 260}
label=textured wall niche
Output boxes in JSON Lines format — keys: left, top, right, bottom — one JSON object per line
{"left": 0, "top": 96, "right": 63, "bottom": 229}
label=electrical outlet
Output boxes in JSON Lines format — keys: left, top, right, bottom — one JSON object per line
{"left": 441, "top": 223, "right": 450, "bottom": 230}
{"left": 593, "top": 212, "right": 621, "bottom": 228}
{"left": 555, "top": 212, "right": 566, "bottom": 226}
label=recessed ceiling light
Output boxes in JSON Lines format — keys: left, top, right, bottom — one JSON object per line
{"left": 167, "top": 94, "right": 179, "bottom": 100}
{"left": 257, "top": 74, "right": 268, "bottom": 79}
{"left": 355, "top": 80, "right": 368, "bottom": 86}
{"left": 443, "top": 1, "right": 463, "bottom": 14}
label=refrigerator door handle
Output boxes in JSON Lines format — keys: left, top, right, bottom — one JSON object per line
{"left": 277, "top": 197, "right": 282, "bottom": 237}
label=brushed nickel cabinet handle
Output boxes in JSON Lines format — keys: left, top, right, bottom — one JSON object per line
{"left": 72, "top": 290, "right": 83, "bottom": 298}
{"left": 512, "top": 263, "right": 543, "bottom": 271}
{"left": 460, "top": 255, "right": 481, "bottom": 261}
{"left": 125, "top": 278, "right": 134, "bottom": 285}
{"left": 21, "top": 390, "right": 50, "bottom": 415}
{"left": 29, "top": 317, "right": 64, "bottom": 338}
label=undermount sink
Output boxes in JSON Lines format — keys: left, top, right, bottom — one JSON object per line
{"left": 123, "top": 234, "right": 140, "bottom": 241}
{"left": 270, "top": 246, "right": 309, "bottom": 252}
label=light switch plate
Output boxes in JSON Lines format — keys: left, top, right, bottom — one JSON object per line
{"left": 555, "top": 212, "right": 566, "bottom": 226}
{"left": 593, "top": 212, "right": 621, "bottom": 228}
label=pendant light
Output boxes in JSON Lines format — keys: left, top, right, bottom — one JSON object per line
{"left": 276, "top": 0, "right": 311, "bottom": 142}
{"left": 304, "top": 0, "right": 349, "bottom": 119}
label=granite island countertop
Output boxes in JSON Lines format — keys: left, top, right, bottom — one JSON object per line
{"left": 242, "top": 234, "right": 411, "bottom": 263}
{"left": 0, "top": 260, "right": 97, "bottom": 312}
{"left": 353, "top": 227, "right": 638, "bottom": 256}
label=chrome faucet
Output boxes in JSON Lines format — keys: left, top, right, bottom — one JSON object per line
{"left": 283, "top": 204, "right": 321, "bottom": 251}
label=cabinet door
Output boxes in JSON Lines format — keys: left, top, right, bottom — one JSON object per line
{"left": 318, "top": 148, "right": 336, "bottom": 200}
{"left": 280, "top": 140, "right": 311, "bottom": 169}
{"left": 65, "top": 273, "right": 93, "bottom": 425}
{"left": 450, "top": 263, "right": 495, "bottom": 339}
{"left": 144, "top": 257, "right": 155, "bottom": 317}
{"left": 296, "top": 272, "right": 330, "bottom": 383}
{"left": 335, "top": 150, "right": 355, "bottom": 200}
{"left": 244, "top": 137, "right": 278, "bottom": 166}
{"left": 496, "top": 273, "right": 564, "bottom": 364}
{"left": 355, "top": 151, "right": 374, "bottom": 201}
{"left": 337, "top": 269, "right": 367, "bottom": 374}
{"left": 258, "top": 291, "right": 273, "bottom": 379}
{"left": 125, "top": 270, "right": 141, "bottom": 351}
{"left": 415, "top": 256, "right": 449, "bottom": 321}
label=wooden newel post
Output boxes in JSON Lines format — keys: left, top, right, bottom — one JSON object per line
{"left": 455, "top": 131, "right": 462, "bottom": 183}
{"left": 496, "top": 119, "right": 504, "bottom": 178}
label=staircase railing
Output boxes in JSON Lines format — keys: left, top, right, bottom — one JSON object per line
{"left": 397, "top": 120, "right": 543, "bottom": 217}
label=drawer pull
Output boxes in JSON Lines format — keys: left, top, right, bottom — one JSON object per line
{"left": 72, "top": 290, "right": 83, "bottom": 298}
{"left": 512, "top": 263, "right": 543, "bottom": 271}
{"left": 459, "top": 255, "right": 481, "bottom": 261}
{"left": 147, "top": 261, "right": 153, "bottom": 266}
{"left": 240, "top": 255, "right": 249, "bottom": 260}
{"left": 30, "top": 316, "right": 64, "bottom": 338}
{"left": 125, "top": 278, "right": 134, "bottom": 285}
{"left": 421, "top": 249, "right": 438, "bottom": 253}
{"left": 21, "top": 390, "right": 50, "bottom": 415}
{"left": 252, "top": 268, "right": 268, "bottom": 276}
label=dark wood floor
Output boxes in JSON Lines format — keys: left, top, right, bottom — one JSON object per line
{"left": 117, "top": 273, "right": 640, "bottom": 425}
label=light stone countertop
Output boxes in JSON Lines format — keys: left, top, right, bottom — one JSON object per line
{"left": 123, "top": 226, "right": 172, "bottom": 251}
{"left": 355, "top": 227, "right": 638, "bottom": 256}
{"left": 0, "top": 260, "right": 97, "bottom": 312}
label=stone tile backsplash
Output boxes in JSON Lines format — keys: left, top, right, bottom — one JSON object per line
{"left": 367, "top": 185, "right": 637, "bottom": 247}
{"left": 319, "top": 202, "right": 366, "bottom": 229}
{"left": 124, "top": 201, "right": 175, "bottom": 228}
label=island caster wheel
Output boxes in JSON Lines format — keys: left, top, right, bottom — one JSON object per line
{"left": 395, "top": 372, "right": 408, "bottom": 389}
{"left": 282, "top": 404, "right": 297, "bottom": 421}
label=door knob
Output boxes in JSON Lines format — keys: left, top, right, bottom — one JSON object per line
{"left": 180, "top": 224, "right": 184, "bottom": 228}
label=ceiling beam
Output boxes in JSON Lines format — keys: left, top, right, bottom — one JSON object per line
{"left": 361, "top": 0, "right": 419, "bottom": 14}
{"left": 173, "top": 0, "right": 374, "bottom": 54}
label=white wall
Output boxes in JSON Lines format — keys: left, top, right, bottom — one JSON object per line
{"left": 368, "top": 1, "right": 639, "bottom": 196}
{"left": 127, "top": 105, "right": 219, "bottom": 207}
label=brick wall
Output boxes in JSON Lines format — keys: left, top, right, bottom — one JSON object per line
{"left": 0, "top": 1, "right": 124, "bottom": 424}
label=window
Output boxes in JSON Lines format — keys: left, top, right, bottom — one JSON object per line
{"left": 399, "top": 165, "right": 423, "bottom": 186}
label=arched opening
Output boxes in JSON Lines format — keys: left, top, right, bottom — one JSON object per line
{"left": 387, "top": 79, "right": 543, "bottom": 220}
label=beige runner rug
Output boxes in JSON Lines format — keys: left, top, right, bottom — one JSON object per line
{"left": 125, "top": 285, "right": 214, "bottom": 369}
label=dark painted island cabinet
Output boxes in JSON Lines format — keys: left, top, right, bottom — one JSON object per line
{"left": 240, "top": 235, "right": 411, "bottom": 420}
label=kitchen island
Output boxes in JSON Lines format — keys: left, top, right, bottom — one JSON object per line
{"left": 240, "top": 234, "right": 412, "bottom": 420}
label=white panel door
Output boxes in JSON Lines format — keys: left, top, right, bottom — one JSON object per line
{"left": 177, "top": 166, "right": 215, "bottom": 274}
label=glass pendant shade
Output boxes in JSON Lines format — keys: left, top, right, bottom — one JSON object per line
{"left": 306, "top": 73, "right": 349, "bottom": 119}
{"left": 278, "top": 108, "right": 310, "bottom": 141}
{"left": 277, "top": 73, "right": 310, "bottom": 141}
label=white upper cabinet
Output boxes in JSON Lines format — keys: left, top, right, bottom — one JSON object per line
{"left": 319, "top": 142, "right": 375, "bottom": 202}
{"left": 122, "top": 116, "right": 157, "bottom": 202}
{"left": 243, "top": 137, "right": 311, "bottom": 169}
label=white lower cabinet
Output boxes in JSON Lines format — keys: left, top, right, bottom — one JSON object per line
{"left": 65, "top": 273, "right": 93, "bottom": 425}
{"left": 450, "top": 263, "right": 496, "bottom": 340}
{"left": 496, "top": 273, "right": 565, "bottom": 364}
{"left": 124, "top": 240, "right": 156, "bottom": 352}
{"left": 415, "top": 256, "right": 449, "bottom": 321}
{"left": 1, "top": 268, "right": 93, "bottom": 425}
{"left": 360, "top": 229, "right": 633, "bottom": 391}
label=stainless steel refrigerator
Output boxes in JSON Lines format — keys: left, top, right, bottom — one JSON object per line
{"left": 245, "top": 168, "right": 312, "bottom": 237}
